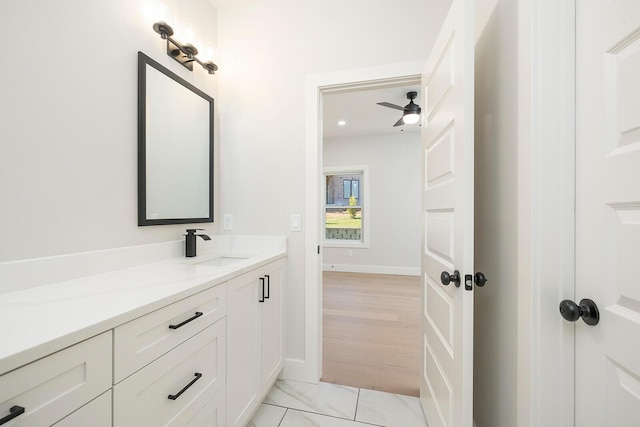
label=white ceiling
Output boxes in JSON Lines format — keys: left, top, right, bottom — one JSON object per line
{"left": 322, "top": 83, "right": 422, "bottom": 139}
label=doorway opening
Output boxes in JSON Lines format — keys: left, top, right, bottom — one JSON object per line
{"left": 301, "top": 62, "right": 424, "bottom": 386}
{"left": 318, "top": 77, "right": 422, "bottom": 396}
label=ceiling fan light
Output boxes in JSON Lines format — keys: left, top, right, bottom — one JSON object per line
{"left": 403, "top": 113, "right": 420, "bottom": 124}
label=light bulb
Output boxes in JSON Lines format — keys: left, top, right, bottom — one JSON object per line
{"left": 205, "top": 45, "right": 215, "bottom": 62}
{"left": 183, "top": 23, "right": 195, "bottom": 44}
{"left": 403, "top": 113, "right": 420, "bottom": 124}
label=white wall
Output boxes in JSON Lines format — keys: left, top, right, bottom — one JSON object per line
{"left": 0, "top": 0, "right": 448, "bottom": 381}
{"left": 213, "top": 0, "right": 450, "bottom": 364}
{"left": 323, "top": 132, "right": 421, "bottom": 275}
{"left": 0, "top": 0, "right": 219, "bottom": 263}
{"left": 474, "top": 0, "right": 518, "bottom": 426}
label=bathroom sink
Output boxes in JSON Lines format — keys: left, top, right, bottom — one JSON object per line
{"left": 189, "top": 255, "right": 251, "bottom": 267}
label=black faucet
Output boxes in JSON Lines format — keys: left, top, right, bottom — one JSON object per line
{"left": 185, "top": 229, "right": 211, "bottom": 257}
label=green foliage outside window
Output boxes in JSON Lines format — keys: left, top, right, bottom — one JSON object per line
{"left": 347, "top": 195, "right": 358, "bottom": 219}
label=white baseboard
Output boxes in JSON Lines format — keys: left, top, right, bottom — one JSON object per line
{"left": 282, "top": 358, "right": 319, "bottom": 384}
{"left": 322, "top": 263, "right": 420, "bottom": 276}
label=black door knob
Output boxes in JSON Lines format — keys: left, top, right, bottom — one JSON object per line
{"left": 559, "top": 298, "right": 599, "bottom": 326}
{"left": 474, "top": 272, "right": 487, "bottom": 287}
{"left": 441, "top": 270, "right": 460, "bottom": 287}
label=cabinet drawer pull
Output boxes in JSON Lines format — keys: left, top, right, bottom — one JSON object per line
{"left": 168, "top": 373, "right": 202, "bottom": 400}
{"left": 0, "top": 406, "right": 25, "bottom": 425}
{"left": 168, "top": 312, "right": 203, "bottom": 329}
{"left": 265, "top": 275, "right": 270, "bottom": 299}
{"left": 259, "top": 277, "right": 265, "bottom": 302}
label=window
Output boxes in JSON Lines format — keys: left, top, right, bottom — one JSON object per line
{"left": 343, "top": 179, "right": 359, "bottom": 199}
{"left": 323, "top": 166, "right": 369, "bottom": 247}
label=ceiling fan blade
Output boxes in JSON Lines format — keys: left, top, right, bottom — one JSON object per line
{"left": 393, "top": 117, "right": 404, "bottom": 127}
{"left": 377, "top": 102, "right": 405, "bottom": 111}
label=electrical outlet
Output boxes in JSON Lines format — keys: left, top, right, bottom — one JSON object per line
{"left": 348, "top": 250, "right": 353, "bottom": 257}
{"left": 223, "top": 214, "right": 233, "bottom": 231}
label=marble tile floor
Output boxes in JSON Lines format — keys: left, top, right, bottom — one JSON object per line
{"left": 247, "top": 379, "right": 428, "bottom": 427}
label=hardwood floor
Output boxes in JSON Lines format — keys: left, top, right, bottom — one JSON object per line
{"left": 321, "top": 271, "right": 421, "bottom": 397}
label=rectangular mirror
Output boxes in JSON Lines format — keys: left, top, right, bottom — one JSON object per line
{"left": 138, "top": 51, "right": 214, "bottom": 226}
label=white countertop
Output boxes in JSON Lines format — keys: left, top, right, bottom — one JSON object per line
{"left": 0, "top": 236, "right": 286, "bottom": 375}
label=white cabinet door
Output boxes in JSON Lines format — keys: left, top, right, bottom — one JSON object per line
{"left": 261, "top": 258, "right": 285, "bottom": 396}
{"left": 226, "top": 268, "right": 262, "bottom": 427}
{"left": 420, "top": 0, "right": 475, "bottom": 426}
{"left": 227, "top": 259, "right": 286, "bottom": 427}
{"left": 575, "top": 1, "right": 640, "bottom": 425}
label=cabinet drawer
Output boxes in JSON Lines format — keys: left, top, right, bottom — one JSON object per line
{"left": 114, "top": 283, "right": 226, "bottom": 383}
{"left": 114, "top": 319, "right": 226, "bottom": 427}
{"left": 186, "top": 387, "right": 226, "bottom": 427}
{"left": 0, "top": 332, "right": 112, "bottom": 427}
{"left": 53, "top": 390, "right": 111, "bottom": 427}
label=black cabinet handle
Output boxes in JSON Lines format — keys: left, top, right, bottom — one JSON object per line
{"left": 259, "top": 277, "right": 265, "bottom": 302}
{"left": 264, "top": 275, "right": 270, "bottom": 299}
{"left": 168, "top": 373, "right": 202, "bottom": 400}
{"left": 168, "top": 312, "right": 203, "bottom": 330}
{"left": 0, "top": 406, "right": 25, "bottom": 425}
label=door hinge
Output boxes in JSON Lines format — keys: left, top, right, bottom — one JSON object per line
{"left": 317, "top": 245, "right": 320, "bottom": 254}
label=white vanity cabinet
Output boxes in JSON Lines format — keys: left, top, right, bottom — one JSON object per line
{"left": 227, "top": 258, "right": 286, "bottom": 427}
{"left": 0, "top": 332, "right": 112, "bottom": 427}
{"left": 260, "top": 259, "right": 285, "bottom": 396}
{"left": 112, "top": 284, "right": 227, "bottom": 427}
{"left": 0, "top": 238, "right": 287, "bottom": 427}
{"left": 113, "top": 320, "right": 226, "bottom": 426}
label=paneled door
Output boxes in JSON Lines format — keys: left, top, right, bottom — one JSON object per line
{"left": 419, "top": 0, "right": 475, "bottom": 426}
{"left": 574, "top": 1, "right": 640, "bottom": 425}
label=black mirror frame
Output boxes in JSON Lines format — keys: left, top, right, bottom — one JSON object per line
{"left": 137, "top": 51, "right": 214, "bottom": 226}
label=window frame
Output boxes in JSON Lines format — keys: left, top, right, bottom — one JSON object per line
{"left": 323, "top": 165, "right": 370, "bottom": 248}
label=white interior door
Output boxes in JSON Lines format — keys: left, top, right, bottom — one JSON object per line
{"left": 575, "top": 0, "right": 640, "bottom": 425}
{"left": 420, "top": 0, "right": 474, "bottom": 426}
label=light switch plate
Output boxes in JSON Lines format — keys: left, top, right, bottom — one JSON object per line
{"left": 291, "top": 214, "right": 302, "bottom": 232}
{"left": 224, "top": 214, "right": 233, "bottom": 231}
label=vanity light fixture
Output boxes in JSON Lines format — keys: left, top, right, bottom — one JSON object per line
{"left": 152, "top": 21, "right": 218, "bottom": 75}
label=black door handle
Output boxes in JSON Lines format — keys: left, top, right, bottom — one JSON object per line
{"left": 559, "top": 298, "right": 599, "bottom": 326}
{"left": 474, "top": 272, "right": 487, "bottom": 287}
{"left": 441, "top": 270, "right": 460, "bottom": 287}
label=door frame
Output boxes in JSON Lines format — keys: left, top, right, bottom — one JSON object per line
{"left": 294, "top": 1, "right": 577, "bottom": 423}
{"left": 290, "top": 61, "right": 424, "bottom": 383}
{"left": 517, "top": 0, "right": 575, "bottom": 425}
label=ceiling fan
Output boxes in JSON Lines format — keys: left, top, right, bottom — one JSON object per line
{"left": 376, "top": 91, "right": 422, "bottom": 127}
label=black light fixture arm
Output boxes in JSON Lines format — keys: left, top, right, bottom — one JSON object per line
{"left": 152, "top": 21, "right": 218, "bottom": 75}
